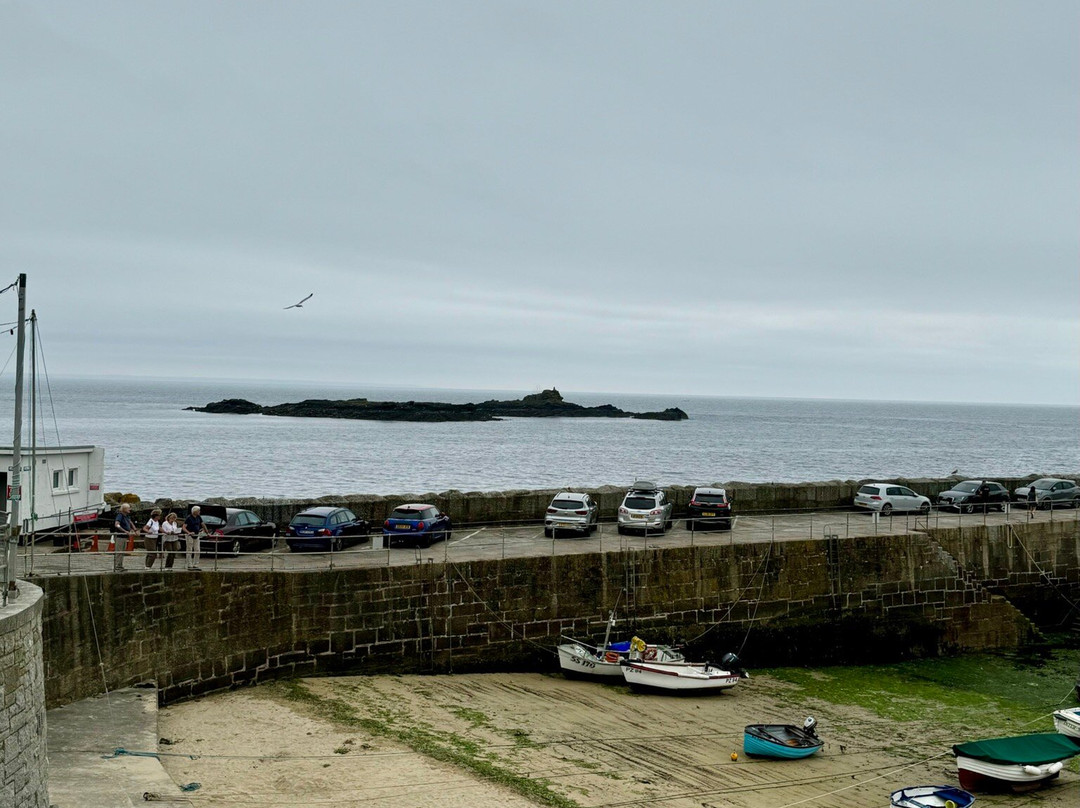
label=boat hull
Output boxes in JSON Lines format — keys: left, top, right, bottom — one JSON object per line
{"left": 743, "top": 725, "right": 822, "bottom": 759}
{"left": 956, "top": 756, "right": 1063, "bottom": 793}
{"left": 557, "top": 644, "right": 625, "bottom": 679}
{"left": 889, "top": 785, "right": 975, "bottom": 808}
{"left": 1052, "top": 708, "right": 1080, "bottom": 739}
{"left": 621, "top": 661, "right": 742, "bottom": 693}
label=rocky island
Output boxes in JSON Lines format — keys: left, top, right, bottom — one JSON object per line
{"left": 185, "top": 388, "right": 688, "bottom": 422}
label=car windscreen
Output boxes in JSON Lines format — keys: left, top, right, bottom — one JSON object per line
{"left": 693, "top": 495, "right": 727, "bottom": 505}
{"left": 624, "top": 496, "right": 656, "bottom": 510}
{"left": 954, "top": 482, "right": 980, "bottom": 493}
{"left": 202, "top": 515, "right": 225, "bottom": 528}
{"left": 290, "top": 514, "right": 327, "bottom": 527}
{"left": 857, "top": 486, "right": 879, "bottom": 495}
{"left": 551, "top": 499, "right": 585, "bottom": 510}
{"left": 390, "top": 508, "right": 425, "bottom": 520}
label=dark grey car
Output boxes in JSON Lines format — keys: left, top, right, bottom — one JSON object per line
{"left": 937, "top": 480, "right": 1010, "bottom": 513}
{"left": 1013, "top": 478, "right": 1080, "bottom": 509}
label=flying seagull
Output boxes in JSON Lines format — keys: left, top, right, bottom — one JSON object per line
{"left": 284, "top": 293, "right": 313, "bottom": 310}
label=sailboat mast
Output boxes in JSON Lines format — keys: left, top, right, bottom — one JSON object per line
{"left": 28, "top": 310, "right": 36, "bottom": 573}
{"left": 5, "top": 274, "right": 26, "bottom": 592}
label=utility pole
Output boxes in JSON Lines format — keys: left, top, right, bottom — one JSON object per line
{"left": 6, "top": 274, "right": 26, "bottom": 591}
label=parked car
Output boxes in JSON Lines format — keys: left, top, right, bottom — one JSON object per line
{"left": 544, "top": 492, "right": 599, "bottom": 537}
{"left": 616, "top": 482, "right": 673, "bottom": 535}
{"left": 853, "top": 483, "right": 931, "bottom": 516}
{"left": 285, "top": 506, "right": 370, "bottom": 552}
{"left": 196, "top": 504, "right": 277, "bottom": 557}
{"left": 686, "top": 487, "right": 733, "bottom": 530}
{"left": 937, "top": 480, "right": 1010, "bottom": 514}
{"left": 1013, "top": 478, "right": 1080, "bottom": 509}
{"left": 383, "top": 503, "right": 452, "bottom": 548}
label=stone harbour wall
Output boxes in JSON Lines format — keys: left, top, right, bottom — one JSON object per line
{"left": 140, "top": 474, "right": 1076, "bottom": 528}
{"left": 0, "top": 582, "right": 48, "bottom": 808}
{"left": 38, "top": 525, "right": 1055, "bottom": 709}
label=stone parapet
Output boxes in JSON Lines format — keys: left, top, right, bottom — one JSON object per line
{"left": 0, "top": 582, "right": 47, "bottom": 808}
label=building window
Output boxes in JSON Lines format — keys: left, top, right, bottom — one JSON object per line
{"left": 68, "top": 468, "right": 78, "bottom": 487}
{"left": 52, "top": 470, "right": 62, "bottom": 490}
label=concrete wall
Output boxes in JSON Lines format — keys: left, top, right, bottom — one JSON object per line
{"left": 141, "top": 474, "right": 1076, "bottom": 528}
{"left": 0, "top": 582, "right": 48, "bottom": 808}
{"left": 38, "top": 526, "right": 1050, "bottom": 709}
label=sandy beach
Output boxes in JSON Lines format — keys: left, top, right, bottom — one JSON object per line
{"left": 157, "top": 667, "right": 1080, "bottom": 808}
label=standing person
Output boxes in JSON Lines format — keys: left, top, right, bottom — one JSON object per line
{"left": 161, "top": 512, "right": 182, "bottom": 569}
{"left": 142, "top": 508, "right": 162, "bottom": 569}
{"left": 1027, "top": 482, "right": 1038, "bottom": 518}
{"left": 183, "top": 505, "right": 207, "bottom": 570}
{"left": 111, "top": 503, "right": 138, "bottom": 573}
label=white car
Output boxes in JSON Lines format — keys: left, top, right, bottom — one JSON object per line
{"left": 544, "top": 492, "right": 599, "bottom": 537}
{"left": 617, "top": 482, "right": 673, "bottom": 535}
{"left": 854, "top": 483, "right": 931, "bottom": 516}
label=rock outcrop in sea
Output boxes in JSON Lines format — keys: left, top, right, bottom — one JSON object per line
{"left": 185, "top": 388, "right": 688, "bottom": 422}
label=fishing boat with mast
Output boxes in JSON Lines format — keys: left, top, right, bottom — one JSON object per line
{"left": 557, "top": 610, "right": 683, "bottom": 680}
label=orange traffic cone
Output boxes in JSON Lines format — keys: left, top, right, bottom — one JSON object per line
{"left": 90, "top": 534, "right": 100, "bottom": 552}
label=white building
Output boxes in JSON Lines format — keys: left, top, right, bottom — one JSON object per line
{"left": 0, "top": 445, "right": 106, "bottom": 536}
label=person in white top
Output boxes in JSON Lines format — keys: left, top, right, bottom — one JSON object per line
{"left": 142, "top": 508, "right": 162, "bottom": 569}
{"left": 160, "top": 512, "right": 182, "bottom": 570}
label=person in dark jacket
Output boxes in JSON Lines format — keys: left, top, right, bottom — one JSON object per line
{"left": 1027, "top": 483, "right": 1038, "bottom": 518}
{"left": 112, "top": 503, "right": 138, "bottom": 572}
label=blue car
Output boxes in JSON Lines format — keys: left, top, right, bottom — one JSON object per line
{"left": 285, "top": 506, "right": 370, "bottom": 552}
{"left": 383, "top": 503, "right": 452, "bottom": 548}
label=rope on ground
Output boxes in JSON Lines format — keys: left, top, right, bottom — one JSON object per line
{"left": 445, "top": 559, "right": 558, "bottom": 656}
{"left": 770, "top": 751, "right": 952, "bottom": 808}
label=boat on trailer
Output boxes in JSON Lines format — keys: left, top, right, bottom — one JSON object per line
{"left": 889, "top": 785, "right": 975, "bottom": 808}
{"left": 1052, "top": 707, "right": 1080, "bottom": 739}
{"left": 743, "top": 717, "right": 822, "bottom": 759}
{"left": 620, "top": 652, "right": 747, "bottom": 693}
{"left": 952, "top": 732, "right": 1080, "bottom": 792}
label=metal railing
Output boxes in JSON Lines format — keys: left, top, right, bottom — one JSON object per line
{"left": 11, "top": 501, "right": 1078, "bottom": 578}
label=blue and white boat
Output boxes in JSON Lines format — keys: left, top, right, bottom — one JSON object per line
{"left": 890, "top": 785, "right": 975, "bottom": 808}
{"left": 743, "top": 717, "right": 822, "bottom": 759}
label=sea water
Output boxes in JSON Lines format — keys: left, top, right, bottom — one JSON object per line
{"left": 1, "top": 376, "right": 1076, "bottom": 500}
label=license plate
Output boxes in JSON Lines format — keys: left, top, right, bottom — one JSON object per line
{"left": 556, "top": 523, "right": 574, "bottom": 528}
{"left": 632, "top": 514, "right": 646, "bottom": 519}
{"left": 395, "top": 524, "right": 411, "bottom": 530}
{"left": 702, "top": 512, "right": 715, "bottom": 517}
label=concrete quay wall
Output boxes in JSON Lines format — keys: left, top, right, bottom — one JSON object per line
{"left": 0, "top": 583, "right": 48, "bottom": 808}
{"left": 146, "top": 474, "right": 1077, "bottom": 527}
{"left": 38, "top": 525, "right": 1055, "bottom": 709}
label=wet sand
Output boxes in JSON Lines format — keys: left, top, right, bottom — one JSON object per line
{"left": 158, "top": 671, "right": 1080, "bottom": 808}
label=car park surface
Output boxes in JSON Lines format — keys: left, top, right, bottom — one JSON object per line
{"left": 285, "top": 506, "right": 370, "bottom": 552}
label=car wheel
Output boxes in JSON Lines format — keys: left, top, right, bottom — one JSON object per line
{"left": 963, "top": 503, "right": 974, "bottom": 514}
{"left": 880, "top": 503, "right": 893, "bottom": 516}
{"left": 231, "top": 539, "right": 241, "bottom": 558}
{"left": 722, "top": 519, "right": 732, "bottom": 531}
{"left": 919, "top": 502, "right": 930, "bottom": 515}
{"left": 617, "top": 526, "right": 626, "bottom": 536}
{"left": 544, "top": 528, "right": 553, "bottom": 538}
{"left": 664, "top": 518, "right": 672, "bottom": 532}
{"left": 687, "top": 519, "right": 696, "bottom": 531}
{"left": 332, "top": 536, "right": 343, "bottom": 552}
{"left": 1072, "top": 499, "right": 1080, "bottom": 510}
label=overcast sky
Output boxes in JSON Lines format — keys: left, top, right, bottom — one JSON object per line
{"left": 1, "top": 1, "right": 1076, "bottom": 404}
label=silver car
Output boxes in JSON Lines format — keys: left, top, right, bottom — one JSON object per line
{"left": 1013, "top": 478, "right": 1080, "bottom": 509}
{"left": 544, "top": 492, "right": 599, "bottom": 537}
{"left": 616, "top": 482, "right": 673, "bottom": 535}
